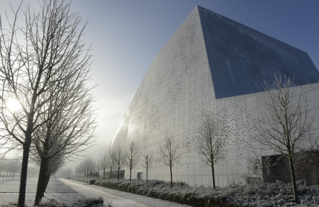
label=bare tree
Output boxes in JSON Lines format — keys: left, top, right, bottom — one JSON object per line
{"left": 31, "top": 148, "right": 65, "bottom": 205}
{"left": 75, "top": 161, "right": 85, "bottom": 177}
{"left": 142, "top": 153, "right": 153, "bottom": 182}
{"left": 80, "top": 157, "right": 95, "bottom": 178}
{"left": 252, "top": 76, "right": 317, "bottom": 203}
{"left": 31, "top": 86, "right": 95, "bottom": 205}
{"left": 184, "top": 106, "right": 232, "bottom": 189}
{"left": 100, "top": 151, "right": 107, "bottom": 180}
{"left": 0, "top": 0, "right": 93, "bottom": 206}
{"left": 124, "top": 140, "right": 139, "bottom": 182}
{"left": 113, "top": 147, "right": 125, "bottom": 180}
{"left": 36, "top": 152, "right": 65, "bottom": 199}
{"left": 105, "top": 149, "right": 116, "bottom": 179}
{"left": 76, "top": 158, "right": 93, "bottom": 178}
{"left": 96, "top": 159, "right": 100, "bottom": 179}
{"left": 0, "top": 159, "right": 20, "bottom": 180}
{"left": 159, "top": 134, "right": 182, "bottom": 188}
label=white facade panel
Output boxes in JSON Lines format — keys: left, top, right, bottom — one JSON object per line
{"left": 111, "top": 6, "right": 319, "bottom": 187}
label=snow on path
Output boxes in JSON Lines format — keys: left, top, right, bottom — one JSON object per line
{"left": 60, "top": 179, "right": 191, "bottom": 207}
{"left": 60, "top": 178, "right": 151, "bottom": 207}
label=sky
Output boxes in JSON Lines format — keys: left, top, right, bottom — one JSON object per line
{"left": 1, "top": 0, "right": 319, "bottom": 167}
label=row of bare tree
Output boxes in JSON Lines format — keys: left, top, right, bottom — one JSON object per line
{"left": 75, "top": 157, "right": 100, "bottom": 178}
{"left": 75, "top": 135, "right": 183, "bottom": 188}
{"left": 0, "top": 0, "right": 96, "bottom": 206}
{"left": 0, "top": 159, "right": 20, "bottom": 179}
{"left": 74, "top": 118, "right": 229, "bottom": 189}
{"left": 75, "top": 140, "right": 154, "bottom": 181}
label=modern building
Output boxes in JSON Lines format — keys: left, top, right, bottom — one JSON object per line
{"left": 111, "top": 5, "right": 319, "bottom": 187}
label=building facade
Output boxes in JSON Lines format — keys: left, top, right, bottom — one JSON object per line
{"left": 111, "top": 6, "right": 319, "bottom": 187}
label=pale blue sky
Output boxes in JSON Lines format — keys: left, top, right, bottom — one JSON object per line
{"left": 1, "top": 0, "right": 319, "bottom": 162}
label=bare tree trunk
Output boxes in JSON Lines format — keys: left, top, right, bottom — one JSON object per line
{"left": 18, "top": 138, "right": 31, "bottom": 207}
{"left": 5, "top": 170, "right": 9, "bottom": 179}
{"left": 159, "top": 135, "right": 182, "bottom": 188}
{"left": 97, "top": 165, "right": 100, "bottom": 179}
{"left": 35, "top": 158, "right": 48, "bottom": 206}
{"left": 130, "top": 168, "right": 132, "bottom": 182}
{"left": 117, "top": 167, "right": 120, "bottom": 180}
{"left": 146, "top": 166, "right": 148, "bottom": 182}
{"left": 44, "top": 170, "right": 51, "bottom": 195}
{"left": 103, "top": 169, "right": 105, "bottom": 180}
{"left": 170, "top": 164, "right": 173, "bottom": 188}
{"left": 211, "top": 162, "right": 216, "bottom": 189}
{"left": 288, "top": 156, "right": 299, "bottom": 203}
{"left": 110, "top": 167, "right": 112, "bottom": 179}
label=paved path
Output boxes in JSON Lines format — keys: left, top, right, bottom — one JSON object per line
{"left": 60, "top": 179, "right": 152, "bottom": 207}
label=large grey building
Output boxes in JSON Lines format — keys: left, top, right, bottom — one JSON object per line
{"left": 111, "top": 6, "right": 319, "bottom": 187}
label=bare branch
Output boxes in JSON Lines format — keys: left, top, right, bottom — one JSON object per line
{"left": 159, "top": 133, "right": 182, "bottom": 188}
{"left": 251, "top": 75, "right": 318, "bottom": 202}
{"left": 184, "top": 102, "right": 233, "bottom": 189}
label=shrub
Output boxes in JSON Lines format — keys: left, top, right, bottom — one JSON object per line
{"left": 72, "top": 176, "right": 319, "bottom": 207}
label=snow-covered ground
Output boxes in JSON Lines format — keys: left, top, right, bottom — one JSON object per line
{"left": 0, "top": 177, "right": 83, "bottom": 206}
{"left": 0, "top": 177, "right": 190, "bottom": 207}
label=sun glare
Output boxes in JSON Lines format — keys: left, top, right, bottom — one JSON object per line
{"left": 7, "top": 99, "right": 22, "bottom": 112}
